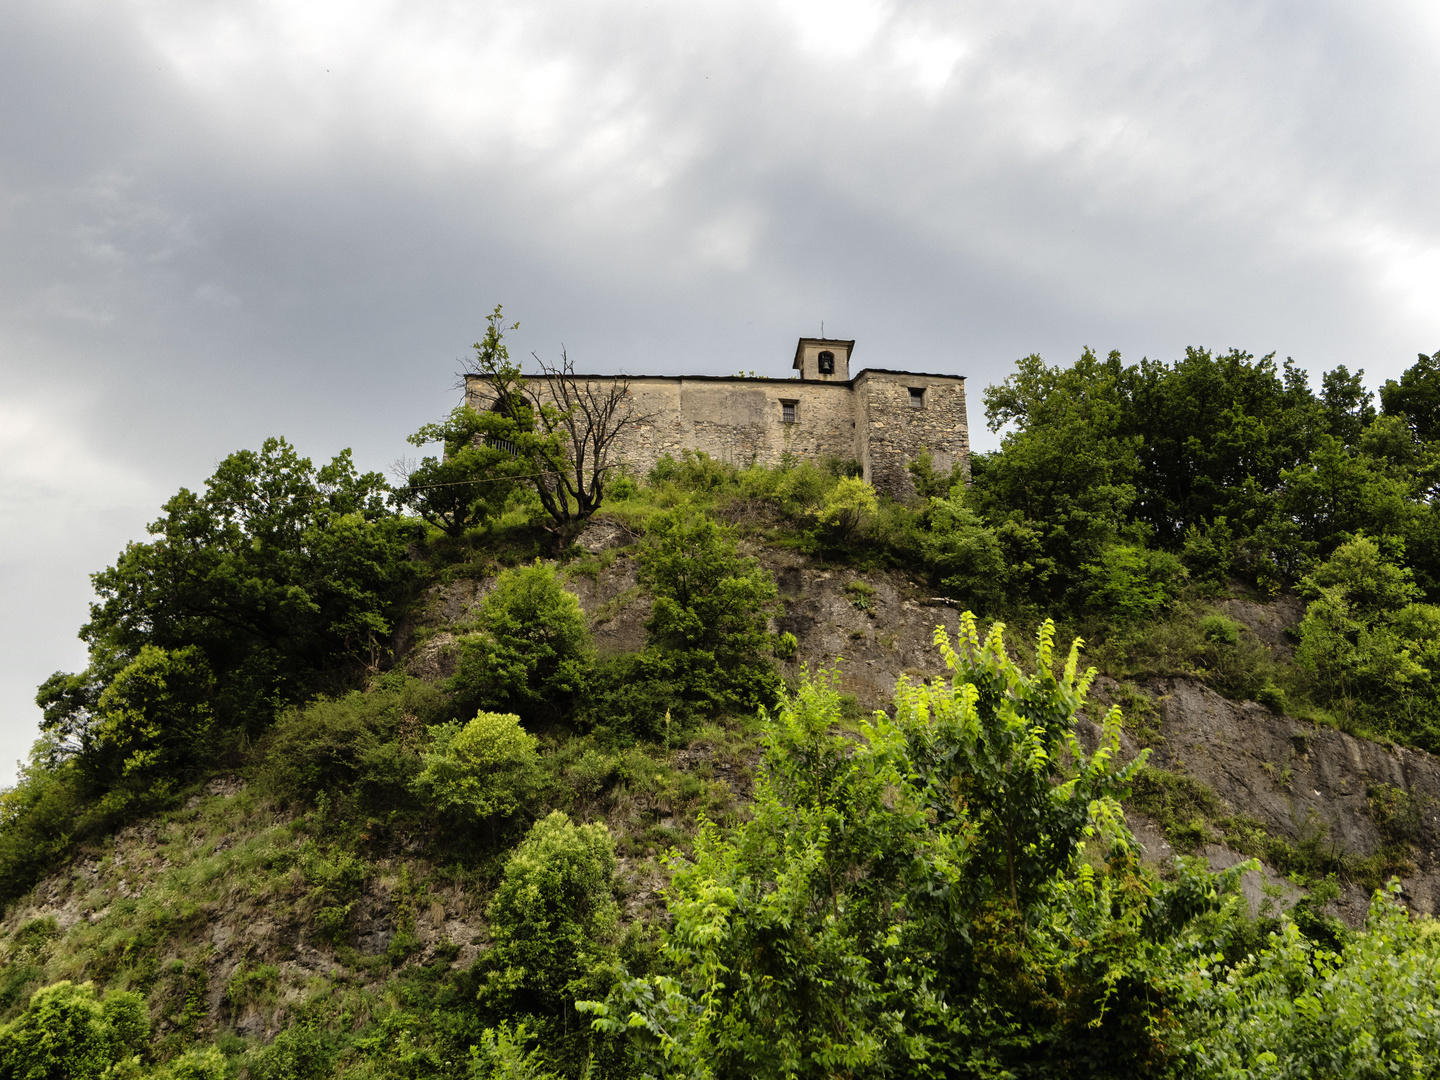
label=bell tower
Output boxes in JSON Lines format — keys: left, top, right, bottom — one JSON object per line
{"left": 793, "top": 337, "right": 854, "bottom": 382}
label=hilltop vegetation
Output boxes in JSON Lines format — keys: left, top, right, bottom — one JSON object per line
{"left": 4, "top": 339, "right": 1440, "bottom": 1077}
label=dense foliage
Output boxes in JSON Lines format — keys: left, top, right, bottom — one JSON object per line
{"left": 38, "top": 437, "right": 414, "bottom": 766}
{"left": 586, "top": 619, "right": 1220, "bottom": 1078}
{"left": 448, "top": 563, "right": 593, "bottom": 724}
{"left": 6, "top": 339, "right": 1440, "bottom": 1078}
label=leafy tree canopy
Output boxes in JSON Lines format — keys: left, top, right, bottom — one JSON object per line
{"left": 448, "top": 562, "right": 593, "bottom": 723}
{"left": 584, "top": 616, "right": 1245, "bottom": 1079}
{"left": 38, "top": 437, "right": 415, "bottom": 773}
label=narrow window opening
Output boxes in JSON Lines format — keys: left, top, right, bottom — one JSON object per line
{"left": 817, "top": 350, "right": 835, "bottom": 375}
{"left": 908, "top": 387, "right": 925, "bottom": 408}
{"left": 782, "top": 401, "right": 798, "bottom": 424}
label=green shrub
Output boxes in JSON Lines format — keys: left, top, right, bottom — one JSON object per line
{"left": 648, "top": 450, "right": 738, "bottom": 494}
{"left": 223, "top": 962, "right": 280, "bottom": 1015}
{"left": 907, "top": 448, "right": 965, "bottom": 500}
{"left": 1255, "top": 682, "right": 1287, "bottom": 713}
{"left": 161, "top": 1044, "right": 228, "bottom": 1080}
{"left": 843, "top": 580, "right": 876, "bottom": 611}
{"left": 478, "top": 812, "right": 620, "bottom": 1071}
{"left": 1127, "top": 767, "right": 1228, "bottom": 852}
{"left": 300, "top": 843, "right": 368, "bottom": 944}
{"left": 448, "top": 563, "right": 593, "bottom": 723}
{"left": 1198, "top": 614, "right": 1241, "bottom": 646}
{"left": 248, "top": 1025, "right": 334, "bottom": 1080}
{"left": 411, "top": 712, "right": 540, "bottom": 822}
{"left": 262, "top": 674, "right": 445, "bottom": 808}
{"left": 1181, "top": 885, "right": 1440, "bottom": 1078}
{"left": 773, "top": 631, "right": 799, "bottom": 661}
{"left": 468, "top": 1023, "right": 557, "bottom": 1079}
{"left": 0, "top": 750, "right": 113, "bottom": 910}
{"left": 920, "top": 490, "right": 1006, "bottom": 612}
{"left": 580, "top": 654, "right": 680, "bottom": 741}
{"left": 814, "top": 476, "right": 877, "bottom": 544}
{"left": 1082, "top": 543, "right": 1188, "bottom": 625}
{"left": 0, "top": 981, "right": 148, "bottom": 1080}
{"left": 1179, "top": 517, "right": 1237, "bottom": 587}
{"left": 1367, "top": 783, "right": 1428, "bottom": 846}
{"left": 636, "top": 506, "right": 781, "bottom": 718}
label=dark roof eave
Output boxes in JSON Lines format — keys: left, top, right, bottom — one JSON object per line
{"left": 463, "top": 368, "right": 965, "bottom": 386}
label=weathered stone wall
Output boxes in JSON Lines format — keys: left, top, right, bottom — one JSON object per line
{"left": 855, "top": 372, "right": 971, "bottom": 498}
{"left": 464, "top": 370, "right": 969, "bottom": 497}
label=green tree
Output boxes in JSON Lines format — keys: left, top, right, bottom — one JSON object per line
{"left": 585, "top": 617, "right": 1235, "bottom": 1078}
{"left": 1380, "top": 348, "right": 1440, "bottom": 443}
{"left": 974, "top": 349, "right": 1143, "bottom": 607}
{"left": 83, "top": 645, "right": 215, "bottom": 785}
{"left": 0, "top": 981, "right": 148, "bottom": 1080}
{"left": 464, "top": 307, "right": 646, "bottom": 549}
{"left": 1295, "top": 535, "right": 1440, "bottom": 744}
{"left": 448, "top": 562, "right": 593, "bottom": 723}
{"left": 411, "top": 711, "right": 540, "bottom": 822}
{"left": 1277, "top": 434, "right": 1418, "bottom": 561}
{"left": 397, "top": 403, "right": 532, "bottom": 538}
{"left": 478, "top": 812, "right": 621, "bottom": 1073}
{"left": 637, "top": 506, "right": 781, "bottom": 717}
{"left": 39, "top": 437, "right": 415, "bottom": 754}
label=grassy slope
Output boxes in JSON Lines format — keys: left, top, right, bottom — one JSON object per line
{"left": 2, "top": 500, "right": 1434, "bottom": 1071}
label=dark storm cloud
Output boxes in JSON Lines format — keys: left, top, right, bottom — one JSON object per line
{"left": 2, "top": 0, "right": 1438, "bottom": 779}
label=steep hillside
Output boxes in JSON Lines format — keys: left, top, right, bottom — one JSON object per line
{"left": 6, "top": 517, "right": 1440, "bottom": 1077}
{"left": 11, "top": 343, "right": 1440, "bottom": 1077}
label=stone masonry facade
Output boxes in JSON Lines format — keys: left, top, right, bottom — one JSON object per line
{"left": 464, "top": 338, "right": 969, "bottom": 500}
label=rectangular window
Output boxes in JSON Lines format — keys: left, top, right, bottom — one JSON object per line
{"left": 781, "top": 401, "right": 797, "bottom": 424}
{"left": 908, "top": 387, "right": 925, "bottom": 408}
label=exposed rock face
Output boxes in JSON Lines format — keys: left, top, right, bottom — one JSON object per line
{"left": 400, "top": 546, "right": 1440, "bottom": 923}
{"left": 1142, "top": 676, "right": 1440, "bottom": 920}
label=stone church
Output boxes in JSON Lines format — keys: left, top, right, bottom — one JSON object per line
{"left": 466, "top": 337, "right": 969, "bottom": 499}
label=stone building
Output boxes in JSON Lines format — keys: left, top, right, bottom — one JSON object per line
{"left": 464, "top": 337, "right": 969, "bottom": 499}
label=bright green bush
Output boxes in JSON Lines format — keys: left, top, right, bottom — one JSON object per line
{"left": 478, "top": 812, "right": 620, "bottom": 1072}
{"left": 448, "top": 563, "right": 593, "bottom": 723}
{"left": 1198, "top": 613, "right": 1241, "bottom": 646}
{"left": 1081, "top": 543, "right": 1188, "bottom": 625}
{"left": 0, "top": 981, "right": 148, "bottom": 1080}
{"left": 1181, "top": 883, "right": 1440, "bottom": 1078}
{"left": 585, "top": 617, "right": 1240, "bottom": 1079}
{"left": 411, "top": 712, "right": 540, "bottom": 821}
{"left": 813, "top": 476, "right": 877, "bottom": 544}
{"left": 161, "top": 1044, "right": 228, "bottom": 1080}
{"left": 636, "top": 506, "right": 781, "bottom": 718}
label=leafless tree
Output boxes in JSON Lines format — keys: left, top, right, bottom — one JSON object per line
{"left": 467, "top": 343, "right": 649, "bottom": 549}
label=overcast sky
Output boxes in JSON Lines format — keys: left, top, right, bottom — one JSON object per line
{"left": 2, "top": 0, "right": 1438, "bottom": 785}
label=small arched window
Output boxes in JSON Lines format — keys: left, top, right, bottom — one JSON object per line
{"left": 817, "top": 350, "right": 835, "bottom": 375}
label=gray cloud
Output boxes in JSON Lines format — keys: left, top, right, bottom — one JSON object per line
{"left": 2, "top": 0, "right": 1437, "bottom": 781}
